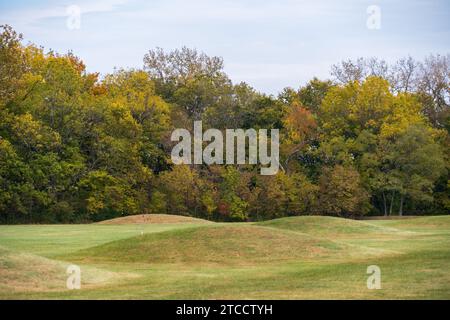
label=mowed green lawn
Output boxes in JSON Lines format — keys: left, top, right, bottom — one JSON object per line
{"left": 0, "top": 215, "right": 449, "bottom": 299}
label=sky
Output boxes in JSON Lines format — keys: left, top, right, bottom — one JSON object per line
{"left": 1, "top": 0, "right": 449, "bottom": 94}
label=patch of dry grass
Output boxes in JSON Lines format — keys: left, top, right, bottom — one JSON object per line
{"left": 0, "top": 246, "right": 133, "bottom": 296}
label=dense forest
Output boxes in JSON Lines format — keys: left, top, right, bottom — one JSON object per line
{"left": 0, "top": 25, "right": 449, "bottom": 223}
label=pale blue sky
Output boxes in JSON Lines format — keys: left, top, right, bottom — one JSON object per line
{"left": 1, "top": 0, "right": 449, "bottom": 94}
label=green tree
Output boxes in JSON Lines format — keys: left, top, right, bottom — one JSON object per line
{"left": 219, "top": 166, "right": 249, "bottom": 221}
{"left": 383, "top": 125, "right": 446, "bottom": 215}
{"left": 318, "top": 165, "right": 370, "bottom": 217}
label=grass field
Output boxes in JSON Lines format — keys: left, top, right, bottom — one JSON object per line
{"left": 0, "top": 215, "right": 449, "bottom": 299}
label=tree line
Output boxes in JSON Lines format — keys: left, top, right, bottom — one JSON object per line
{"left": 0, "top": 25, "right": 448, "bottom": 223}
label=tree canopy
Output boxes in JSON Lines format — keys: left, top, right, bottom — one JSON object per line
{"left": 0, "top": 25, "right": 448, "bottom": 223}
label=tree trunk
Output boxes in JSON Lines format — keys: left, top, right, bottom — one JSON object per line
{"left": 389, "top": 191, "right": 395, "bottom": 216}
{"left": 382, "top": 191, "right": 387, "bottom": 216}
{"left": 399, "top": 194, "right": 404, "bottom": 216}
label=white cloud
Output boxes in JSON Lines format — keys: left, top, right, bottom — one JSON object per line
{"left": 0, "top": 0, "right": 129, "bottom": 27}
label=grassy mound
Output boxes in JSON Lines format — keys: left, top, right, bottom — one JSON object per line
{"left": 0, "top": 246, "right": 67, "bottom": 293}
{"left": 257, "top": 216, "right": 402, "bottom": 238}
{"left": 370, "top": 215, "right": 450, "bottom": 231}
{"left": 96, "top": 214, "right": 212, "bottom": 225}
{"left": 0, "top": 224, "right": 208, "bottom": 258}
{"left": 0, "top": 246, "right": 120, "bottom": 295}
{"left": 65, "top": 225, "right": 346, "bottom": 265}
{"left": 2, "top": 215, "right": 449, "bottom": 299}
